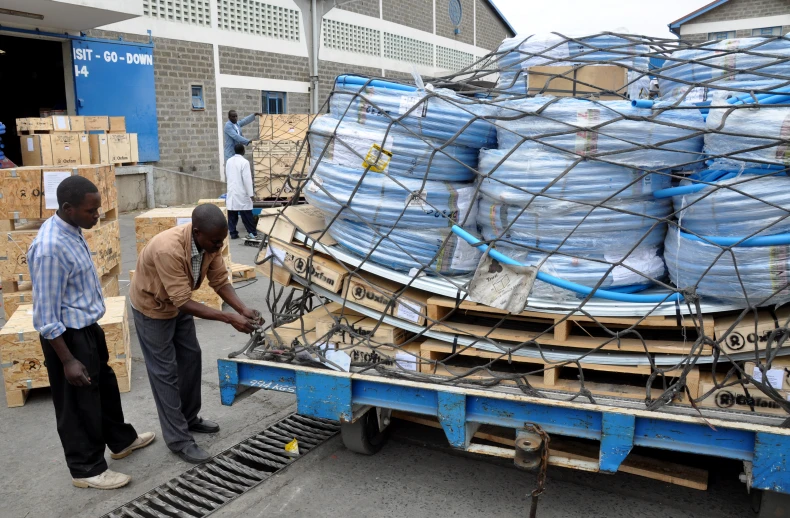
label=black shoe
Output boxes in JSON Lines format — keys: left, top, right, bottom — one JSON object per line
{"left": 230, "top": 235, "right": 240, "bottom": 240}
{"left": 189, "top": 417, "right": 220, "bottom": 434}
{"left": 176, "top": 443, "right": 211, "bottom": 464}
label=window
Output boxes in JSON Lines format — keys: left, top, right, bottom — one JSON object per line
{"left": 322, "top": 19, "right": 380, "bottom": 56}
{"left": 143, "top": 0, "right": 211, "bottom": 26}
{"left": 218, "top": 0, "right": 300, "bottom": 41}
{"left": 263, "top": 91, "right": 286, "bottom": 114}
{"left": 753, "top": 26, "right": 783, "bottom": 37}
{"left": 191, "top": 85, "right": 205, "bottom": 110}
{"left": 384, "top": 33, "right": 434, "bottom": 66}
{"left": 709, "top": 31, "right": 736, "bottom": 41}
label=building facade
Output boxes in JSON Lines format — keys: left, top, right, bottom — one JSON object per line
{"left": 86, "top": 0, "right": 514, "bottom": 179}
{"left": 669, "top": 0, "right": 790, "bottom": 41}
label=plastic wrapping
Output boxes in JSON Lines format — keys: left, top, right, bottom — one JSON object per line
{"left": 331, "top": 75, "right": 496, "bottom": 149}
{"left": 496, "top": 33, "right": 650, "bottom": 97}
{"left": 673, "top": 174, "right": 790, "bottom": 237}
{"left": 658, "top": 37, "right": 790, "bottom": 101}
{"left": 495, "top": 97, "right": 705, "bottom": 170}
{"left": 309, "top": 115, "right": 478, "bottom": 182}
{"left": 705, "top": 105, "right": 790, "bottom": 166}
{"left": 303, "top": 161, "right": 476, "bottom": 229}
{"left": 478, "top": 148, "right": 672, "bottom": 204}
{"left": 477, "top": 194, "right": 670, "bottom": 258}
{"left": 326, "top": 218, "right": 481, "bottom": 275}
{"left": 665, "top": 227, "right": 790, "bottom": 305}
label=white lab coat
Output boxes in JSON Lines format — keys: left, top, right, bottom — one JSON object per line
{"left": 225, "top": 155, "right": 254, "bottom": 211}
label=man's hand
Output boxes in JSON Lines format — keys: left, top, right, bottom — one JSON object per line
{"left": 227, "top": 313, "right": 256, "bottom": 333}
{"left": 241, "top": 307, "right": 263, "bottom": 326}
{"left": 64, "top": 358, "right": 91, "bottom": 387}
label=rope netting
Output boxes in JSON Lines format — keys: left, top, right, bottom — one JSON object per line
{"left": 250, "top": 32, "right": 790, "bottom": 425}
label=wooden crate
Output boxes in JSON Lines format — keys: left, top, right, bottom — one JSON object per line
{"left": 419, "top": 339, "right": 701, "bottom": 403}
{"left": 198, "top": 198, "right": 226, "bottom": 207}
{"left": 0, "top": 296, "right": 131, "bottom": 407}
{"left": 0, "top": 165, "right": 117, "bottom": 221}
{"left": 134, "top": 207, "right": 230, "bottom": 258}
{"left": 230, "top": 263, "right": 256, "bottom": 282}
{"left": 2, "top": 272, "right": 119, "bottom": 320}
{"left": 0, "top": 217, "right": 121, "bottom": 284}
{"left": 257, "top": 114, "right": 315, "bottom": 141}
{"left": 426, "top": 295, "right": 713, "bottom": 356}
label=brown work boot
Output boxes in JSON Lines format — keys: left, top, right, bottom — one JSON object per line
{"left": 111, "top": 431, "right": 156, "bottom": 459}
{"left": 72, "top": 470, "right": 131, "bottom": 490}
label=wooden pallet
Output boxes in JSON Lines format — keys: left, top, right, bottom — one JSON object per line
{"left": 419, "top": 339, "right": 701, "bottom": 403}
{"left": 1, "top": 296, "right": 131, "bottom": 407}
{"left": 392, "top": 412, "right": 709, "bottom": 490}
{"left": 230, "top": 263, "right": 256, "bottom": 282}
{"left": 426, "top": 295, "right": 713, "bottom": 356}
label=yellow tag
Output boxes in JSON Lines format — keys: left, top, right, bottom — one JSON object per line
{"left": 285, "top": 438, "right": 300, "bottom": 455}
{"left": 362, "top": 143, "right": 393, "bottom": 173}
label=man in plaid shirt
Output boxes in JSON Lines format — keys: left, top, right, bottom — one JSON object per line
{"left": 29, "top": 176, "right": 154, "bottom": 490}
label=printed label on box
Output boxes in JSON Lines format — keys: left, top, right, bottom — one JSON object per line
{"left": 44, "top": 171, "right": 72, "bottom": 210}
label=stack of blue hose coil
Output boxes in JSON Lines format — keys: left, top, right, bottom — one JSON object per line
{"left": 476, "top": 97, "right": 706, "bottom": 297}
{"left": 303, "top": 75, "right": 492, "bottom": 275}
{"left": 495, "top": 33, "right": 651, "bottom": 98}
{"left": 658, "top": 36, "right": 790, "bottom": 102}
{"left": 656, "top": 106, "right": 790, "bottom": 305}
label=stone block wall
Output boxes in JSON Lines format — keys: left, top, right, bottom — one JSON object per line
{"left": 382, "top": 0, "right": 433, "bottom": 34}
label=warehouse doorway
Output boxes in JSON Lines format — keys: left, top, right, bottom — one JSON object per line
{"left": 0, "top": 35, "right": 69, "bottom": 166}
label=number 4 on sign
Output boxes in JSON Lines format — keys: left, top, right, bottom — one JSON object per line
{"left": 74, "top": 65, "right": 89, "bottom": 77}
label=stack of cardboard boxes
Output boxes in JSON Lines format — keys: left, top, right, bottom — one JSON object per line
{"left": 17, "top": 115, "right": 139, "bottom": 167}
{"left": 253, "top": 114, "right": 314, "bottom": 199}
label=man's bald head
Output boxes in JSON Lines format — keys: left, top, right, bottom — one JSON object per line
{"left": 192, "top": 204, "right": 229, "bottom": 254}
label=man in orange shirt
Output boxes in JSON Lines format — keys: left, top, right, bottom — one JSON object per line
{"left": 130, "top": 204, "right": 260, "bottom": 463}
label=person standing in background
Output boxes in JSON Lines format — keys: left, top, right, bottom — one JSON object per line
{"left": 29, "top": 176, "right": 155, "bottom": 490}
{"left": 226, "top": 143, "right": 258, "bottom": 240}
{"left": 223, "top": 110, "right": 259, "bottom": 163}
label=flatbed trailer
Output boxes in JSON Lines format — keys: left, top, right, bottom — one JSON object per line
{"left": 218, "top": 357, "right": 790, "bottom": 514}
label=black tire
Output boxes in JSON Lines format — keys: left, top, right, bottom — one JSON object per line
{"left": 341, "top": 408, "right": 390, "bottom": 455}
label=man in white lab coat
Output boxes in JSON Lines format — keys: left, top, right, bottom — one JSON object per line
{"left": 225, "top": 143, "right": 257, "bottom": 239}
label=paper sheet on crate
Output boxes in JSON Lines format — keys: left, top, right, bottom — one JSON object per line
{"left": 468, "top": 254, "right": 536, "bottom": 313}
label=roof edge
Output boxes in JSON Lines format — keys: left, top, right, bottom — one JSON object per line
{"left": 484, "top": 0, "right": 516, "bottom": 37}
{"left": 669, "top": 0, "right": 730, "bottom": 30}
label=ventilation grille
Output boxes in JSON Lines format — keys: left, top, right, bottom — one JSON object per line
{"left": 384, "top": 33, "right": 434, "bottom": 66}
{"left": 218, "top": 0, "right": 301, "bottom": 41}
{"left": 143, "top": 0, "right": 211, "bottom": 26}
{"left": 322, "top": 19, "right": 380, "bottom": 56}
{"left": 437, "top": 45, "right": 475, "bottom": 71}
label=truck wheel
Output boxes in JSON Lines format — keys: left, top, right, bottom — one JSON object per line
{"left": 341, "top": 407, "right": 390, "bottom": 455}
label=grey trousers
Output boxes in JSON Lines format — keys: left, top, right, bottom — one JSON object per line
{"left": 132, "top": 308, "right": 201, "bottom": 451}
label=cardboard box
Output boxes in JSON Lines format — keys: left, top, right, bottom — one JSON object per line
{"left": 315, "top": 312, "right": 411, "bottom": 347}
{"left": 699, "top": 374, "right": 790, "bottom": 416}
{"left": 69, "top": 116, "right": 86, "bottom": 132}
{"left": 85, "top": 116, "right": 110, "bottom": 132}
{"left": 256, "top": 204, "right": 336, "bottom": 247}
{"left": 259, "top": 241, "right": 348, "bottom": 293}
{"left": 109, "top": 116, "right": 126, "bottom": 133}
{"left": 108, "top": 133, "right": 132, "bottom": 163}
{"left": 527, "top": 65, "right": 630, "bottom": 99}
{"left": 714, "top": 308, "right": 790, "bottom": 354}
{"left": 19, "top": 135, "right": 52, "bottom": 166}
{"left": 744, "top": 359, "right": 790, "bottom": 390}
{"left": 264, "top": 302, "right": 348, "bottom": 347}
{"left": 326, "top": 341, "right": 422, "bottom": 371}
{"left": 258, "top": 114, "right": 315, "bottom": 141}
{"left": 50, "top": 133, "right": 83, "bottom": 166}
{"left": 89, "top": 134, "right": 110, "bottom": 164}
{"left": 129, "top": 133, "right": 139, "bottom": 163}
{"left": 77, "top": 133, "right": 91, "bottom": 164}
{"left": 51, "top": 115, "right": 71, "bottom": 132}
{"left": 343, "top": 272, "right": 430, "bottom": 326}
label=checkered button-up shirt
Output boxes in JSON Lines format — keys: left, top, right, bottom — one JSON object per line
{"left": 28, "top": 215, "right": 105, "bottom": 340}
{"left": 190, "top": 237, "right": 203, "bottom": 288}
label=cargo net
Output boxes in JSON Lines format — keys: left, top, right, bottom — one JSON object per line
{"left": 250, "top": 32, "right": 790, "bottom": 425}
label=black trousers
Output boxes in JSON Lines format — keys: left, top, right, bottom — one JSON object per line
{"left": 228, "top": 210, "right": 257, "bottom": 237}
{"left": 40, "top": 324, "right": 137, "bottom": 478}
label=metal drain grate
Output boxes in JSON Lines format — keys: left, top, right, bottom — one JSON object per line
{"left": 102, "top": 414, "right": 340, "bottom": 518}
